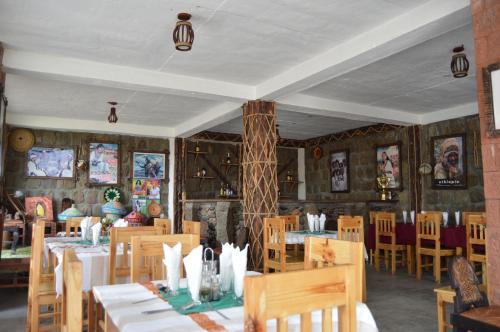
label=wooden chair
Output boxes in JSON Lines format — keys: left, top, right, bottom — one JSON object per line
{"left": 182, "top": 220, "right": 200, "bottom": 235}
{"left": 61, "top": 249, "right": 83, "bottom": 332}
{"left": 305, "top": 237, "right": 366, "bottom": 303}
{"left": 466, "top": 213, "right": 487, "bottom": 283}
{"left": 65, "top": 217, "right": 100, "bottom": 237}
{"left": 416, "top": 213, "right": 460, "bottom": 283}
{"left": 263, "top": 217, "right": 303, "bottom": 273}
{"left": 338, "top": 216, "right": 364, "bottom": 243}
{"left": 244, "top": 265, "right": 357, "bottom": 332}
{"left": 108, "top": 226, "right": 161, "bottom": 284}
{"left": 368, "top": 211, "right": 377, "bottom": 265}
{"left": 130, "top": 234, "right": 200, "bottom": 282}
{"left": 279, "top": 214, "right": 301, "bottom": 257}
{"left": 27, "top": 220, "right": 60, "bottom": 332}
{"left": 375, "top": 212, "right": 411, "bottom": 275}
{"left": 153, "top": 218, "right": 172, "bottom": 235}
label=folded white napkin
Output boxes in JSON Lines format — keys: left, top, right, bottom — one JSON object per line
{"left": 219, "top": 243, "right": 233, "bottom": 293}
{"left": 443, "top": 212, "right": 449, "bottom": 227}
{"left": 183, "top": 245, "right": 203, "bottom": 302}
{"left": 314, "top": 215, "right": 320, "bottom": 232}
{"left": 307, "top": 213, "right": 314, "bottom": 232}
{"left": 402, "top": 210, "right": 408, "bottom": 224}
{"left": 232, "top": 244, "right": 248, "bottom": 298}
{"left": 319, "top": 214, "right": 326, "bottom": 231}
{"left": 80, "top": 217, "right": 91, "bottom": 241}
{"left": 410, "top": 211, "right": 415, "bottom": 225}
{"left": 455, "top": 211, "right": 460, "bottom": 226}
{"left": 163, "top": 242, "right": 181, "bottom": 293}
{"left": 421, "top": 210, "right": 426, "bottom": 214}
{"left": 113, "top": 218, "right": 128, "bottom": 227}
{"left": 92, "top": 222, "right": 102, "bottom": 246}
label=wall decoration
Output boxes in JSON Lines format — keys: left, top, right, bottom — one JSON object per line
{"left": 88, "top": 142, "right": 119, "bottom": 185}
{"left": 9, "top": 128, "right": 35, "bottom": 153}
{"left": 104, "top": 187, "right": 121, "bottom": 202}
{"left": 25, "top": 196, "right": 54, "bottom": 221}
{"left": 132, "top": 179, "right": 147, "bottom": 198}
{"left": 132, "top": 198, "right": 149, "bottom": 216}
{"left": 330, "top": 149, "right": 349, "bottom": 193}
{"left": 483, "top": 61, "right": 500, "bottom": 137}
{"left": 145, "top": 179, "right": 161, "bottom": 199}
{"left": 132, "top": 151, "right": 166, "bottom": 179}
{"left": 25, "top": 146, "right": 75, "bottom": 179}
{"left": 431, "top": 134, "right": 467, "bottom": 189}
{"left": 375, "top": 142, "right": 402, "bottom": 190}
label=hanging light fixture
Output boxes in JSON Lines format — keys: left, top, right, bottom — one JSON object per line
{"left": 450, "top": 45, "right": 469, "bottom": 78}
{"left": 107, "top": 101, "right": 118, "bottom": 123}
{"left": 173, "top": 13, "right": 194, "bottom": 51}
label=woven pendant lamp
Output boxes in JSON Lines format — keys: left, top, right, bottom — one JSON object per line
{"left": 173, "top": 13, "right": 194, "bottom": 51}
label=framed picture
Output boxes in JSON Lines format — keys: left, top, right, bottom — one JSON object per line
{"left": 431, "top": 134, "right": 467, "bottom": 189}
{"left": 375, "top": 142, "right": 402, "bottom": 190}
{"left": 330, "top": 149, "right": 349, "bottom": 193}
{"left": 131, "top": 151, "right": 166, "bottom": 179}
{"left": 26, "top": 146, "right": 75, "bottom": 179}
{"left": 483, "top": 61, "right": 500, "bottom": 137}
{"left": 25, "top": 196, "right": 54, "bottom": 221}
{"left": 88, "top": 142, "right": 120, "bottom": 186}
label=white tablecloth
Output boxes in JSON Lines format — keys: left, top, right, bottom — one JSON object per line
{"left": 45, "top": 237, "right": 120, "bottom": 295}
{"left": 93, "top": 278, "right": 378, "bottom": 332}
{"left": 285, "top": 231, "right": 338, "bottom": 244}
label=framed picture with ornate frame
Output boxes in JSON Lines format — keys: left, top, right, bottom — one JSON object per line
{"left": 431, "top": 133, "right": 467, "bottom": 190}
{"left": 130, "top": 150, "right": 167, "bottom": 180}
{"left": 88, "top": 142, "right": 120, "bottom": 186}
{"left": 483, "top": 61, "right": 500, "bottom": 137}
{"left": 330, "top": 149, "right": 349, "bottom": 193}
{"left": 375, "top": 141, "right": 402, "bottom": 191}
{"left": 25, "top": 146, "right": 76, "bottom": 180}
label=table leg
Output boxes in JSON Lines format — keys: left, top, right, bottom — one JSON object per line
{"left": 436, "top": 293, "right": 447, "bottom": 332}
{"left": 88, "top": 290, "right": 95, "bottom": 332}
{"left": 406, "top": 245, "right": 413, "bottom": 275}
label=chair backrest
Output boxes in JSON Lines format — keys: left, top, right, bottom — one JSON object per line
{"left": 108, "top": 226, "right": 161, "bottom": 284}
{"left": 154, "top": 218, "right": 172, "bottom": 235}
{"left": 369, "top": 211, "right": 377, "bottom": 225}
{"left": 375, "top": 212, "right": 396, "bottom": 245}
{"left": 65, "top": 217, "right": 100, "bottom": 237}
{"left": 244, "top": 265, "right": 357, "bottom": 332}
{"left": 416, "top": 213, "right": 442, "bottom": 247}
{"left": 62, "top": 249, "right": 82, "bottom": 332}
{"left": 280, "top": 214, "right": 299, "bottom": 231}
{"left": 304, "top": 237, "right": 365, "bottom": 302}
{"left": 28, "top": 221, "right": 45, "bottom": 306}
{"left": 466, "top": 214, "right": 487, "bottom": 260}
{"left": 130, "top": 234, "right": 200, "bottom": 282}
{"left": 338, "top": 216, "right": 364, "bottom": 243}
{"left": 182, "top": 220, "right": 201, "bottom": 235}
{"left": 263, "top": 217, "right": 286, "bottom": 272}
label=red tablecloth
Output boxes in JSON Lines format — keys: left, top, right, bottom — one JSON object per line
{"left": 367, "top": 223, "right": 467, "bottom": 252}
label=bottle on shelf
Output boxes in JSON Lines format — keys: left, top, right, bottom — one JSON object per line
{"left": 196, "top": 168, "right": 201, "bottom": 177}
{"left": 286, "top": 170, "right": 293, "bottom": 182}
{"left": 226, "top": 152, "right": 231, "bottom": 164}
{"left": 225, "top": 183, "right": 230, "bottom": 197}
{"left": 220, "top": 182, "right": 225, "bottom": 197}
{"left": 201, "top": 168, "right": 207, "bottom": 177}
{"left": 195, "top": 142, "right": 200, "bottom": 152}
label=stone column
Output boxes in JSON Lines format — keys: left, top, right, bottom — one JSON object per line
{"left": 471, "top": 0, "right": 500, "bottom": 304}
{"left": 242, "top": 100, "right": 278, "bottom": 270}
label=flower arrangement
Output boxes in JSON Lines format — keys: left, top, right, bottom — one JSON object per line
{"left": 101, "top": 217, "right": 114, "bottom": 232}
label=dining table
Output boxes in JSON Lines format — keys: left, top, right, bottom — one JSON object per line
{"left": 92, "top": 276, "right": 379, "bottom": 332}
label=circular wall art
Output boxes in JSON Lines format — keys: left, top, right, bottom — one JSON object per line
{"left": 104, "top": 187, "right": 121, "bottom": 202}
{"left": 9, "top": 128, "right": 35, "bottom": 152}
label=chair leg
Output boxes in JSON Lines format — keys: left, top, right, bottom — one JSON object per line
{"left": 31, "top": 302, "right": 39, "bottom": 332}
{"left": 391, "top": 249, "right": 396, "bottom": 275}
{"left": 435, "top": 254, "right": 441, "bottom": 284}
{"left": 482, "top": 263, "right": 487, "bottom": 285}
{"left": 406, "top": 245, "right": 413, "bottom": 275}
{"left": 375, "top": 248, "right": 380, "bottom": 272}
{"left": 384, "top": 249, "right": 389, "bottom": 271}
{"left": 416, "top": 251, "right": 422, "bottom": 280}
{"left": 88, "top": 291, "right": 95, "bottom": 332}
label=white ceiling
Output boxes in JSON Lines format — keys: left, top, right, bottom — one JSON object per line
{"left": 210, "top": 111, "right": 374, "bottom": 140}
{"left": 0, "top": 0, "right": 476, "bottom": 138}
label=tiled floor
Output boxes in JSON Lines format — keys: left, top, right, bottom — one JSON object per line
{"left": 0, "top": 265, "right": 447, "bottom": 331}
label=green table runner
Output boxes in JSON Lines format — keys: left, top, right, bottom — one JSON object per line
{"left": 289, "top": 230, "right": 336, "bottom": 235}
{"left": 159, "top": 288, "right": 241, "bottom": 315}
{"left": 72, "top": 237, "right": 110, "bottom": 245}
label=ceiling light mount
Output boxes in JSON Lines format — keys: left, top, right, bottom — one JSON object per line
{"left": 107, "top": 101, "right": 118, "bottom": 123}
{"left": 173, "top": 13, "right": 194, "bottom": 51}
{"left": 450, "top": 45, "right": 469, "bottom": 78}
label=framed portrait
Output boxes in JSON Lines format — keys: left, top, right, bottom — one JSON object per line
{"left": 25, "top": 196, "right": 54, "bottom": 221}
{"left": 330, "top": 149, "right": 349, "bottom": 193}
{"left": 375, "top": 142, "right": 402, "bottom": 190}
{"left": 26, "top": 146, "right": 75, "bottom": 179}
{"left": 483, "top": 61, "right": 500, "bottom": 137}
{"left": 88, "top": 142, "right": 120, "bottom": 186}
{"left": 131, "top": 151, "right": 166, "bottom": 179}
{"left": 431, "top": 134, "right": 467, "bottom": 189}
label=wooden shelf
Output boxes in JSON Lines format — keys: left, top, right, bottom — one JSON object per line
{"left": 220, "top": 162, "right": 241, "bottom": 175}
{"left": 218, "top": 195, "right": 240, "bottom": 199}
{"left": 280, "top": 180, "right": 302, "bottom": 184}
{"left": 190, "top": 175, "right": 215, "bottom": 179}
{"left": 187, "top": 150, "right": 208, "bottom": 163}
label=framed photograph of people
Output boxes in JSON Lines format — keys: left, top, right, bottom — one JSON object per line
{"left": 431, "top": 134, "right": 467, "bottom": 189}
{"left": 26, "top": 146, "right": 75, "bottom": 179}
{"left": 375, "top": 142, "right": 402, "bottom": 190}
{"left": 330, "top": 149, "right": 349, "bottom": 193}
{"left": 131, "top": 151, "right": 166, "bottom": 179}
{"left": 88, "top": 142, "right": 120, "bottom": 186}
{"left": 483, "top": 61, "right": 500, "bottom": 137}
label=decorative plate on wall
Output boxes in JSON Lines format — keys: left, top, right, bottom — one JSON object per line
{"left": 312, "top": 146, "right": 323, "bottom": 160}
{"left": 9, "top": 128, "right": 35, "bottom": 152}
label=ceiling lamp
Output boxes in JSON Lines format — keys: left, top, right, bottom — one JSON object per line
{"left": 450, "top": 45, "right": 469, "bottom": 78}
{"left": 107, "top": 101, "right": 118, "bottom": 123}
{"left": 173, "top": 13, "right": 194, "bottom": 51}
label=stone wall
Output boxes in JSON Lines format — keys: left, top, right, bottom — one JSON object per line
{"left": 5, "top": 128, "right": 170, "bottom": 218}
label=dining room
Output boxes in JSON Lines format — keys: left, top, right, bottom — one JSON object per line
{"left": 0, "top": 0, "right": 499, "bottom": 331}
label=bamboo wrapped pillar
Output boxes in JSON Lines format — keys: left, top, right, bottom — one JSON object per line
{"left": 242, "top": 100, "right": 278, "bottom": 270}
